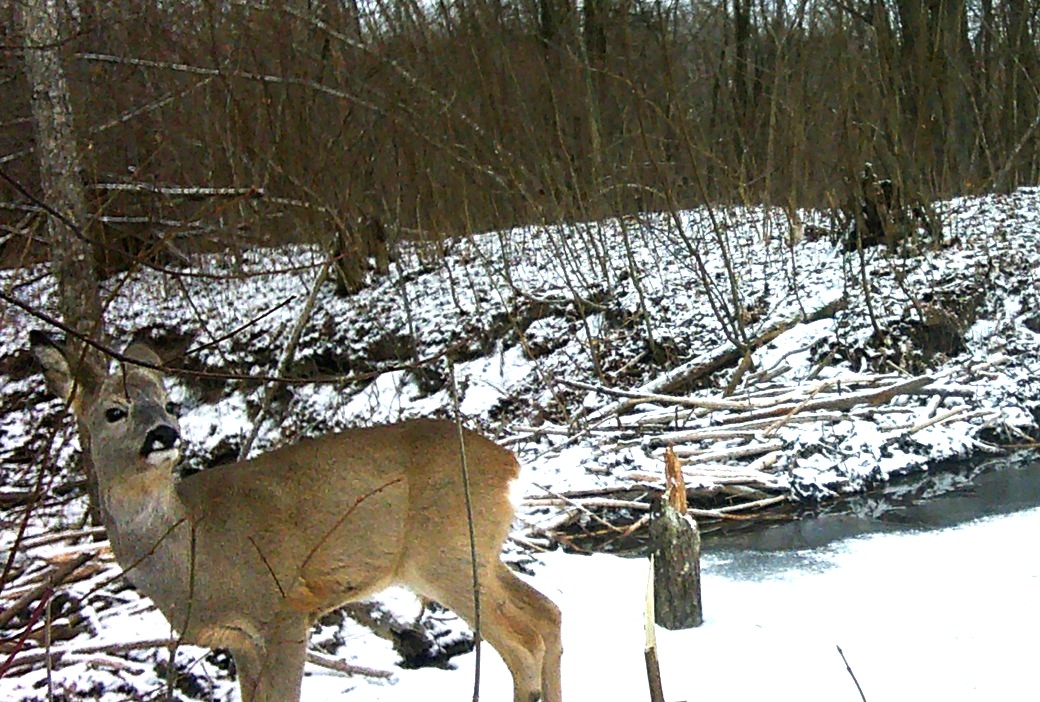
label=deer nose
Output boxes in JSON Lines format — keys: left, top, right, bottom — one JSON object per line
{"left": 141, "top": 425, "right": 180, "bottom": 456}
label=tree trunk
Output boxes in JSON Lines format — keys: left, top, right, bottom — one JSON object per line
{"left": 17, "top": 0, "right": 104, "bottom": 526}
{"left": 649, "top": 448, "right": 703, "bottom": 630}
{"left": 895, "top": 0, "right": 974, "bottom": 193}
{"left": 1004, "top": 0, "right": 1038, "bottom": 187}
{"left": 539, "top": 0, "right": 575, "bottom": 53}
{"left": 18, "top": 0, "right": 102, "bottom": 338}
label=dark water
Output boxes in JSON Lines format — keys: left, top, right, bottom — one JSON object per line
{"left": 702, "top": 452, "right": 1040, "bottom": 577}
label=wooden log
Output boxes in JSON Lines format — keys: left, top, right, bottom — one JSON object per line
{"left": 1, "top": 636, "right": 393, "bottom": 680}
{"left": 650, "top": 449, "right": 703, "bottom": 630}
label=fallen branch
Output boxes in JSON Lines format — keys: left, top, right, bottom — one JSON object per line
{"left": 687, "top": 495, "right": 790, "bottom": 520}
{"left": 17, "top": 527, "right": 107, "bottom": 551}
{"left": 717, "top": 376, "right": 935, "bottom": 424}
{"left": 0, "top": 553, "right": 94, "bottom": 630}
{"left": 650, "top": 413, "right": 843, "bottom": 445}
{"left": 907, "top": 406, "right": 968, "bottom": 434}
{"left": 525, "top": 497, "right": 651, "bottom": 512}
{"left": 669, "top": 440, "right": 785, "bottom": 462}
{"left": 560, "top": 378, "right": 754, "bottom": 412}
{"left": 0, "top": 637, "right": 172, "bottom": 674}
{"left": 2, "top": 636, "right": 394, "bottom": 680}
{"left": 305, "top": 649, "right": 394, "bottom": 679}
{"left": 531, "top": 484, "right": 631, "bottom": 534}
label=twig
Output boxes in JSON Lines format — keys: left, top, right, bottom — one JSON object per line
{"left": 5, "top": 286, "right": 463, "bottom": 386}
{"left": 763, "top": 381, "right": 828, "bottom": 436}
{"left": 525, "top": 497, "right": 651, "bottom": 512}
{"left": 0, "top": 78, "right": 214, "bottom": 167}
{"left": 644, "top": 558, "right": 666, "bottom": 702}
{"left": 0, "top": 592, "right": 52, "bottom": 678}
{"left": 649, "top": 428, "right": 763, "bottom": 444}
{"left": 448, "top": 361, "right": 482, "bottom": 702}
{"left": 247, "top": 536, "right": 285, "bottom": 599}
{"left": 532, "top": 483, "right": 632, "bottom": 534}
{"left": 705, "top": 494, "right": 788, "bottom": 514}
{"left": 304, "top": 650, "right": 394, "bottom": 679}
{"left": 17, "top": 526, "right": 107, "bottom": 551}
{"left": 0, "top": 553, "right": 94, "bottom": 630}
{"left": 561, "top": 378, "right": 756, "bottom": 412}
{"left": 907, "top": 406, "right": 967, "bottom": 434}
{"left": 1, "top": 638, "right": 173, "bottom": 675}
{"left": 836, "top": 644, "right": 868, "bottom": 702}
{"left": 580, "top": 294, "right": 846, "bottom": 423}
{"left": 239, "top": 257, "right": 330, "bottom": 460}
{"left": 298, "top": 478, "right": 404, "bottom": 574}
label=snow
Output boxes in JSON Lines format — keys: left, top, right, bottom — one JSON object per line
{"left": 457, "top": 344, "right": 536, "bottom": 417}
{"left": 178, "top": 394, "right": 252, "bottom": 453}
{"left": 754, "top": 318, "right": 836, "bottom": 379}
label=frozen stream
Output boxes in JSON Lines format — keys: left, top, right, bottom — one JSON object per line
{"left": 708, "top": 453, "right": 1040, "bottom": 563}
{"left": 334, "top": 456, "right": 1040, "bottom": 701}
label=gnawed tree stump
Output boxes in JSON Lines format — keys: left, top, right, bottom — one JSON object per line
{"left": 649, "top": 448, "right": 703, "bottom": 629}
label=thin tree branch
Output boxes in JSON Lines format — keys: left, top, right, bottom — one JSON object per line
{"left": 836, "top": 645, "right": 868, "bottom": 702}
{"left": 239, "top": 258, "right": 331, "bottom": 459}
{"left": 448, "top": 360, "right": 482, "bottom": 702}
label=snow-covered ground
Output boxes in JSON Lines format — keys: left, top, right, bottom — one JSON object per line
{"left": 2, "top": 188, "right": 1039, "bottom": 699}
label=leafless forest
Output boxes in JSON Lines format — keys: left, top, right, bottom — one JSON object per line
{"left": 2, "top": 0, "right": 1038, "bottom": 279}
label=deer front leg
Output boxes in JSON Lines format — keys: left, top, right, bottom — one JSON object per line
{"left": 234, "top": 615, "right": 309, "bottom": 702}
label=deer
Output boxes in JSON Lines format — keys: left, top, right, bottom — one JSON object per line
{"left": 29, "top": 331, "right": 563, "bottom": 702}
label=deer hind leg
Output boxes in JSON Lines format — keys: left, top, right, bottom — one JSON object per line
{"left": 234, "top": 615, "right": 309, "bottom": 702}
{"left": 408, "top": 563, "right": 549, "bottom": 702}
{"left": 496, "top": 564, "right": 563, "bottom": 702}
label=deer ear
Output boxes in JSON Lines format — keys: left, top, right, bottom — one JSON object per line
{"left": 122, "top": 339, "right": 164, "bottom": 376}
{"left": 29, "top": 330, "right": 102, "bottom": 408}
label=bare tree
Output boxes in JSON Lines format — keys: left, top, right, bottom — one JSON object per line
{"left": 17, "top": 0, "right": 104, "bottom": 523}
{"left": 16, "top": 0, "right": 102, "bottom": 338}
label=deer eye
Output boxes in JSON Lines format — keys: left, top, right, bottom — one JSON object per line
{"left": 164, "top": 402, "right": 181, "bottom": 417}
{"left": 104, "top": 407, "right": 127, "bottom": 423}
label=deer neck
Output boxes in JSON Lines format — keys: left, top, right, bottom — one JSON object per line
{"left": 100, "top": 466, "right": 189, "bottom": 564}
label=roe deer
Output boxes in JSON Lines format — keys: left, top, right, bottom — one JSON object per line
{"left": 30, "top": 331, "right": 562, "bottom": 702}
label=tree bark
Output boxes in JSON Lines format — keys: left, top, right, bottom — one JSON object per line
{"left": 649, "top": 448, "right": 703, "bottom": 630}
{"left": 895, "top": 0, "right": 975, "bottom": 192}
{"left": 18, "top": 0, "right": 104, "bottom": 525}
{"left": 18, "top": 0, "right": 102, "bottom": 339}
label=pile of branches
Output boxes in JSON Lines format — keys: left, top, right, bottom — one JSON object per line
{"left": 518, "top": 359, "right": 1006, "bottom": 551}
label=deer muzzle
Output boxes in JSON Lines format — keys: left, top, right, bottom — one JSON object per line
{"left": 141, "top": 425, "right": 181, "bottom": 465}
